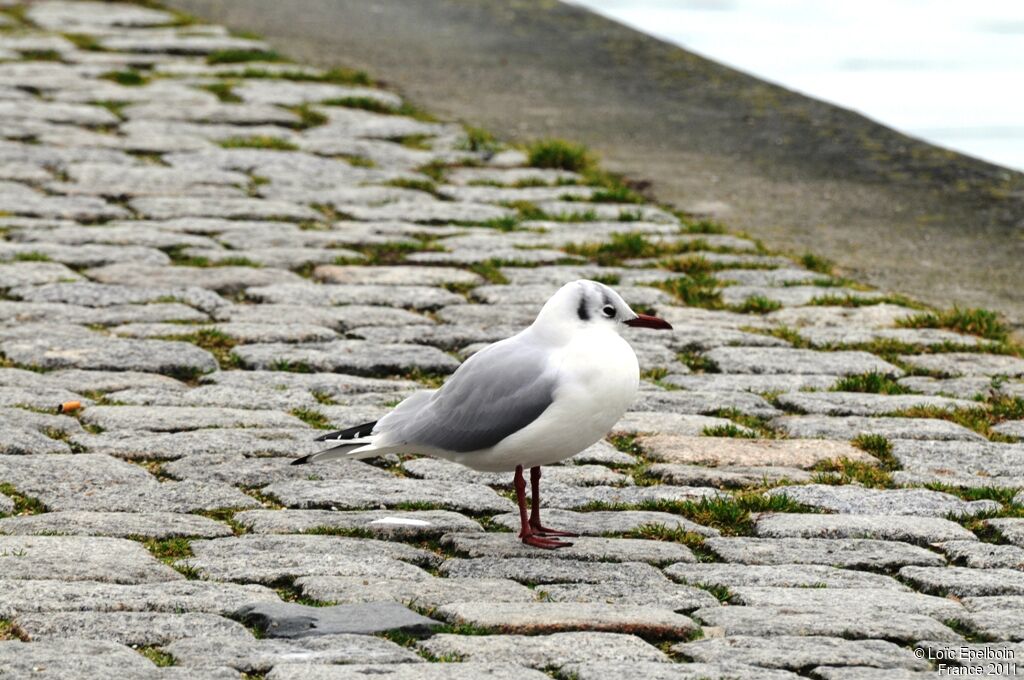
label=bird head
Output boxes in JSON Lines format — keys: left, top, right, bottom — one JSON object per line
{"left": 535, "top": 279, "right": 673, "bottom": 334}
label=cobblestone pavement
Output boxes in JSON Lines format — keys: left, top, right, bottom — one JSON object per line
{"left": 2, "top": 2, "right": 1024, "bottom": 679}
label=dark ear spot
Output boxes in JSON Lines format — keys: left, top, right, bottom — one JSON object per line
{"left": 577, "top": 297, "right": 590, "bottom": 321}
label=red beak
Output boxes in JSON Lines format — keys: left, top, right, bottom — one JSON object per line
{"left": 625, "top": 313, "right": 673, "bottom": 330}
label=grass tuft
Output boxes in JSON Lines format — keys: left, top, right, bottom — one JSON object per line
{"left": 800, "top": 252, "right": 835, "bottom": 274}
{"left": 731, "top": 295, "right": 782, "bottom": 314}
{"left": 832, "top": 372, "right": 909, "bottom": 395}
{"left": 0, "top": 483, "right": 46, "bottom": 516}
{"left": 702, "top": 423, "right": 757, "bottom": 439}
{"left": 851, "top": 433, "right": 900, "bottom": 470}
{"left": 290, "top": 408, "right": 332, "bottom": 430}
{"left": 207, "top": 49, "right": 287, "bottom": 65}
{"left": 138, "top": 647, "right": 175, "bottom": 667}
{"left": 527, "top": 139, "right": 593, "bottom": 172}
{"left": 900, "top": 307, "right": 1010, "bottom": 343}
{"left": 657, "top": 275, "right": 723, "bottom": 309}
{"left": 219, "top": 136, "right": 298, "bottom": 151}
{"left": 812, "top": 458, "right": 894, "bottom": 488}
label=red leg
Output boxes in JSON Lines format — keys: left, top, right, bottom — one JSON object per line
{"left": 514, "top": 465, "right": 571, "bottom": 549}
{"left": 528, "top": 466, "right": 578, "bottom": 538}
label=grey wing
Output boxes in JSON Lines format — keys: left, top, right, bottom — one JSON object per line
{"left": 377, "top": 336, "right": 558, "bottom": 453}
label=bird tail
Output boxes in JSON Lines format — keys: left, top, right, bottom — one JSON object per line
{"left": 292, "top": 419, "right": 405, "bottom": 466}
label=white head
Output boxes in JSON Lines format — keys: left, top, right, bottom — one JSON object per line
{"left": 533, "top": 279, "right": 672, "bottom": 339}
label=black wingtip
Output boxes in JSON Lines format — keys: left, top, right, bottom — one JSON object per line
{"left": 291, "top": 454, "right": 313, "bottom": 466}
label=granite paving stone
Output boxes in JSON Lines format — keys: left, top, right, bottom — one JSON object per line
{"left": 673, "top": 635, "right": 928, "bottom": 671}
{"left": 417, "top": 631, "right": 668, "bottom": 669}
{"left": 0, "top": 639, "right": 179, "bottom": 680}
{"left": 73, "top": 428, "right": 323, "bottom": 460}
{"left": 774, "top": 391, "right": 978, "bottom": 416}
{"left": 439, "top": 557, "right": 669, "bottom": 585}
{"left": 767, "top": 484, "right": 1000, "bottom": 517}
{"left": 266, "top": 663, "right": 553, "bottom": 679}
{"left": 704, "top": 537, "right": 945, "bottom": 569}
{"left": 0, "top": 511, "right": 232, "bottom": 538}
{"left": 435, "top": 601, "right": 696, "bottom": 637}
{"left": 898, "top": 566, "right": 1024, "bottom": 597}
{"left": 691, "top": 605, "right": 960, "bottom": 642}
{"left": 0, "top": 580, "right": 278, "bottom": 618}
{"left": 772, "top": 415, "right": 985, "bottom": 441}
{"left": 0, "top": 535, "right": 180, "bottom": 583}
{"left": 705, "top": 347, "right": 903, "bottom": 375}
{"left": 489, "top": 508, "right": 720, "bottom": 537}
{"left": 296, "top": 575, "right": 536, "bottom": 608}
{"left": 537, "top": 482, "right": 724, "bottom": 509}
{"left": 263, "top": 478, "right": 513, "bottom": 513}
{"left": 988, "top": 519, "right": 1024, "bottom": 547}
{"left": 80, "top": 405, "right": 306, "bottom": 431}
{"left": 402, "top": 457, "right": 631, "bottom": 487}
{"left": 727, "top": 586, "right": 964, "bottom": 618}
{"left": 164, "top": 634, "right": 422, "bottom": 673}
{"left": 754, "top": 513, "right": 978, "bottom": 544}
{"left": 233, "top": 340, "right": 460, "bottom": 375}
{"left": 236, "top": 509, "right": 483, "bottom": 539}
{"left": 665, "top": 563, "right": 910, "bottom": 590}
{"left": 565, "top": 661, "right": 803, "bottom": 680}
{"left": 639, "top": 435, "right": 875, "bottom": 468}
{"left": 936, "top": 540, "right": 1024, "bottom": 569}
{"left": 232, "top": 601, "right": 440, "bottom": 638}
{"left": 898, "top": 352, "right": 1024, "bottom": 377}
{"left": 649, "top": 463, "right": 812, "bottom": 487}
{"left": 440, "top": 532, "right": 695, "bottom": 565}
{"left": 13, "top": 611, "right": 251, "bottom": 646}
{"left": 541, "top": 581, "right": 719, "bottom": 612}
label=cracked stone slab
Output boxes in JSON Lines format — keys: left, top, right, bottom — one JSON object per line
{"left": 673, "top": 635, "right": 928, "bottom": 671}
{"left": 772, "top": 415, "right": 985, "bottom": 441}
{"left": 418, "top": 631, "right": 668, "bottom": 669}
{"left": 0, "top": 535, "right": 180, "bottom": 584}
{"left": 755, "top": 513, "right": 978, "bottom": 544}
{"left": 439, "top": 557, "right": 668, "bottom": 586}
{"left": 232, "top": 601, "right": 440, "bottom": 638}
{"left": 81, "top": 405, "right": 306, "bottom": 432}
{"left": 267, "top": 663, "right": 550, "bottom": 680}
{"left": 440, "top": 533, "right": 695, "bottom": 565}
{"left": 262, "top": 478, "right": 513, "bottom": 513}
{"left": 899, "top": 566, "right": 1024, "bottom": 597}
{"left": 0, "top": 580, "right": 278, "bottom": 618}
{"left": 768, "top": 484, "right": 999, "bottom": 517}
{"left": 705, "top": 537, "right": 945, "bottom": 569}
{"left": 692, "top": 604, "right": 959, "bottom": 642}
{"left": 489, "top": 508, "right": 720, "bottom": 537}
{"left": 775, "top": 391, "right": 978, "bottom": 416}
{"left": 233, "top": 340, "right": 460, "bottom": 375}
{"left": 705, "top": 347, "right": 902, "bottom": 375}
{"left": 296, "top": 575, "right": 536, "bottom": 609}
{"left": 236, "top": 509, "right": 483, "bottom": 539}
{"left": 436, "top": 602, "right": 697, "bottom": 638}
{"left": 665, "top": 563, "right": 909, "bottom": 590}
{"left": 14, "top": 611, "right": 250, "bottom": 646}
{"left": 0, "top": 511, "right": 232, "bottom": 539}
{"left": 728, "top": 586, "right": 964, "bottom": 619}
{"left": 164, "top": 634, "right": 421, "bottom": 673}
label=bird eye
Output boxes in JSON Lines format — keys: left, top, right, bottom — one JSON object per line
{"left": 602, "top": 305, "right": 616, "bottom": 318}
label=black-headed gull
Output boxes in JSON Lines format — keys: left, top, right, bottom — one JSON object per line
{"left": 292, "top": 279, "right": 672, "bottom": 548}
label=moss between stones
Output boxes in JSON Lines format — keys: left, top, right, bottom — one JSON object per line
{"left": 0, "top": 483, "right": 46, "bottom": 516}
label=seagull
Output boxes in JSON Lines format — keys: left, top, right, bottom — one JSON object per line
{"left": 292, "top": 279, "right": 672, "bottom": 548}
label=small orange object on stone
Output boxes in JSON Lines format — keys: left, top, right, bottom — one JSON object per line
{"left": 57, "top": 401, "right": 81, "bottom": 414}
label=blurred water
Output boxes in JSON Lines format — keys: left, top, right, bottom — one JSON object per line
{"left": 570, "top": 0, "right": 1024, "bottom": 171}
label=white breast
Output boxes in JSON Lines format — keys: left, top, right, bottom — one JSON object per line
{"left": 467, "top": 327, "right": 640, "bottom": 471}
